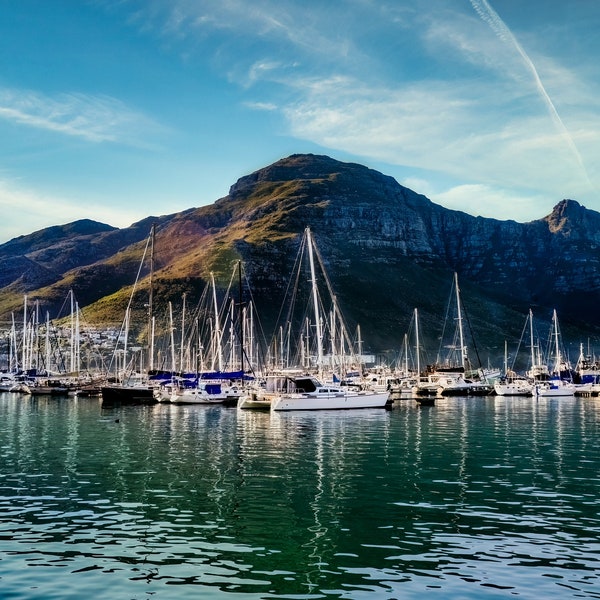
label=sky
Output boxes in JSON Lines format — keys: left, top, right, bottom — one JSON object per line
{"left": 0, "top": 0, "right": 599, "bottom": 243}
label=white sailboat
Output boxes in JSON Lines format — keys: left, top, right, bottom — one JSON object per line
{"left": 270, "top": 374, "right": 389, "bottom": 411}
{"left": 494, "top": 318, "right": 533, "bottom": 397}
{"left": 411, "top": 308, "right": 442, "bottom": 400}
{"left": 494, "top": 374, "right": 533, "bottom": 397}
{"left": 573, "top": 344, "right": 600, "bottom": 396}
{"left": 429, "top": 273, "right": 493, "bottom": 396}
{"left": 170, "top": 381, "right": 229, "bottom": 404}
{"left": 533, "top": 309, "right": 575, "bottom": 398}
{"left": 256, "top": 228, "right": 389, "bottom": 411}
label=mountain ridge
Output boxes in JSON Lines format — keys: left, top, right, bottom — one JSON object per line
{"left": 1, "top": 153, "right": 598, "bottom": 362}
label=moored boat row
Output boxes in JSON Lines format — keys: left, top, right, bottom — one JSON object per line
{"left": 2, "top": 227, "right": 598, "bottom": 411}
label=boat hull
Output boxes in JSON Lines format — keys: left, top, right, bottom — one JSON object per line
{"left": 237, "top": 392, "right": 273, "bottom": 410}
{"left": 271, "top": 391, "right": 389, "bottom": 411}
{"left": 494, "top": 382, "right": 533, "bottom": 396}
{"left": 440, "top": 384, "right": 493, "bottom": 396}
{"left": 238, "top": 398, "right": 272, "bottom": 410}
{"left": 533, "top": 384, "right": 575, "bottom": 398}
{"left": 101, "top": 385, "right": 157, "bottom": 405}
{"left": 170, "top": 391, "right": 226, "bottom": 405}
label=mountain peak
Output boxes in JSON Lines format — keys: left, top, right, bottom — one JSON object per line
{"left": 544, "top": 199, "right": 597, "bottom": 236}
{"left": 228, "top": 153, "right": 395, "bottom": 197}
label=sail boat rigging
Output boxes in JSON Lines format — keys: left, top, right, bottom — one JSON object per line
{"left": 261, "top": 227, "right": 389, "bottom": 410}
{"left": 101, "top": 224, "right": 158, "bottom": 405}
{"left": 532, "top": 309, "right": 575, "bottom": 397}
{"left": 430, "top": 273, "right": 493, "bottom": 396}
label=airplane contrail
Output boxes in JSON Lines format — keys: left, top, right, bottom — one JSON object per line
{"left": 469, "top": 0, "right": 591, "bottom": 183}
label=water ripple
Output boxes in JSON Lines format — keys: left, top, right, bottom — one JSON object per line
{"left": 1, "top": 396, "right": 600, "bottom": 598}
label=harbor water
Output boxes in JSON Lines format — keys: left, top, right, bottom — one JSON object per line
{"left": 1, "top": 393, "right": 599, "bottom": 599}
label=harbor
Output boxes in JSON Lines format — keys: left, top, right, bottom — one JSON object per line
{"left": 1, "top": 392, "right": 599, "bottom": 599}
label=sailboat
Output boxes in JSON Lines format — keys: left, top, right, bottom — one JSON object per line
{"left": 162, "top": 262, "right": 253, "bottom": 405}
{"left": 573, "top": 344, "right": 600, "bottom": 396}
{"left": 494, "top": 313, "right": 533, "bottom": 397}
{"left": 241, "top": 228, "right": 389, "bottom": 411}
{"left": 532, "top": 309, "right": 575, "bottom": 398}
{"left": 410, "top": 308, "right": 441, "bottom": 401}
{"left": 429, "top": 273, "right": 493, "bottom": 396}
{"left": 101, "top": 225, "right": 158, "bottom": 406}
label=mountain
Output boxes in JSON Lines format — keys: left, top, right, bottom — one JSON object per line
{"left": 1, "top": 153, "right": 599, "bottom": 365}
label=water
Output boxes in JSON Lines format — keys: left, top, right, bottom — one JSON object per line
{"left": 1, "top": 394, "right": 599, "bottom": 599}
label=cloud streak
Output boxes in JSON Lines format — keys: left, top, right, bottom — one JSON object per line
{"left": 0, "top": 88, "right": 161, "bottom": 145}
{"left": 468, "top": 0, "right": 591, "bottom": 186}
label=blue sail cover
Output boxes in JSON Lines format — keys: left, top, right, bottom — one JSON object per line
{"left": 148, "top": 369, "right": 253, "bottom": 385}
{"left": 199, "top": 370, "right": 246, "bottom": 380}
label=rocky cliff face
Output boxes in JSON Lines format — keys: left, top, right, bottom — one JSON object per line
{"left": 223, "top": 155, "right": 600, "bottom": 308}
{"left": 0, "top": 154, "right": 598, "bottom": 356}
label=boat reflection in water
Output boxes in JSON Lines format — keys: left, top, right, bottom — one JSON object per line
{"left": 0, "top": 393, "right": 599, "bottom": 599}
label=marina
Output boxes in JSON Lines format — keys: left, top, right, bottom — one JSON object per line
{"left": 1, "top": 392, "right": 599, "bottom": 599}
{"left": 3, "top": 4, "right": 600, "bottom": 598}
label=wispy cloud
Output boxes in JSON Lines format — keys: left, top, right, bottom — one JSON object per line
{"left": 117, "top": 0, "right": 370, "bottom": 82}
{"left": 280, "top": 73, "right": 596, "bottom": 202}
{"left": 244, "top": 101, "right": 278, "bottom": 112}
{"left": 0, "top": 88, "right": 162, "bottom": 145}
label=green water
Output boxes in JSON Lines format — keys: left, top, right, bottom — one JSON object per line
{"left": 1, "top": 394, "right": 599, "bottom": 599}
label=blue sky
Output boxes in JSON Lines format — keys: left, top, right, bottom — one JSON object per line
{"left": 0, "top": 0, "right": 598, "bottom": 243}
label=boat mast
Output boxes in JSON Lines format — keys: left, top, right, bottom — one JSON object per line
{"left": 357, "top": 324, "right": 363, "bottom": 368}
{"left": 415, "top": 308, "right": 421, "bottom": 380}
{"left": 454, "top": 272, "right": 467, "bottom": 370}
{"left": 304, "top": 317, "right": 310, "bottom": 369}
{"left": 148, "top": 223, "right": 155, "bottom": 372}
{"left": 180, "top": 293, "right": 186, "bottom": 372}
{"left": 22, "top": 295, "right": 27, "bottom": 371}
{"left": 210, "top": 272, "right": 223, "bottom": 372}
{"left": 246, "top": 301, "right": 254, "bottom": 372}
{"left": 238, "top": 260, "right": 244, "bottom": 379}
{"left": 76, "top": 301, "right": 81, "bottom": 374}
{"left": 169, "top": 301, "right": 176, "bottom": 372}
{"left": 306, "top": 228, "right": 323, "bottom": 376}
{"left": 45, "top": 310, "right": 51, "bottom": 374}
{"left": 10, "top": 313, "right": 16, "bottom": 372}
{"left": 70, "top": 289, "right": 75, "bottom": 373}
{"left": 552, "top": 309, "right": 561, "bottom": 374}
{"left": 529, "top": 308, "right": 535, "bottom": 372}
